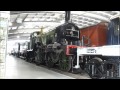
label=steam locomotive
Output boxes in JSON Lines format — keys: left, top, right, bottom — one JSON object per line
{"left": 26, "top": 22, "right": 80, "bottom": 72}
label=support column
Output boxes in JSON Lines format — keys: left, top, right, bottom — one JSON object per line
{"left": 0, "top": 11, "right": 10, "bottom": 78}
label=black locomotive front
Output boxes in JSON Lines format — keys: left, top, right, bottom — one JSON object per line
{"left": 45, "top": 22, "right": 80, "bottom": 71}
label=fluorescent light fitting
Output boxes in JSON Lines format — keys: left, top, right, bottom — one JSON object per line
{"left": 17, "top": 36, "right": 20, "bottom": 39}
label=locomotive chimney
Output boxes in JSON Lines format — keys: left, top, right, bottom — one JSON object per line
{"left": 65, "top": 11, "right": 71, "bottom": 23}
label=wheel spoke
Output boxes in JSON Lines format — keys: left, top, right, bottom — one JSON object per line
{"left": 59, "top": 52, "right": 72, "bottom": 72}
{"left": 46, "top": 53, "right": 54, "bottom": 68}
{"left": 85, "top": 58, "right": 103, "bottom": 79}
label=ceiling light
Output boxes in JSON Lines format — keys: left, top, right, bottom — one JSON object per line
{"left": 24, "top": 18, "right": 31, "bottom": 21}
{"left": 8, "top": 27, "right": 11, "bottom": 30}
{"left": 17, "top": 18, "right": 23, "bottom": 23}
{"left": 12, "top": 27, "right": 17, "bottom": 30}
{"left": 17, "top": 36, "right": 20, "bottom": 39}
{"left": 9, "top": 22, "right": 12, "bottom": 26}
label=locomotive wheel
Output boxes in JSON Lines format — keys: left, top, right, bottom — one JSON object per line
{"left": 52, "top": 52, "right": 59, "bottom": 64}
{"left": 35, "top": 56, "right": 40, "bottom": 65}
{"left": 59, "top": 51, "right": 72, "bottom": 72}
{"left": 29, "top": 58, "right": 33, "bottom": 63}
{"left": 46, "top": 53, "right": 54, "bottom": 68}
{"left": 28, "top": 56, "right": 34, "bottom": 63}
{"left": 35, "top": 50, "right": 44, "bottom": 65}
{"left": 26, "top": 51, "right": 34, "bottom": 63}
{"left": 85, "top": 57, "right": 103, "bottom": 79}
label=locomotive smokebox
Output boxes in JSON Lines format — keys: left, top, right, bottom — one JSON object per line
{"left": 55, "top": 22, "right": 80, "bottom": 44}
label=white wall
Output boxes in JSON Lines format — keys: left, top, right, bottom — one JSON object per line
{"left": 7, "top": 40, "right": 30, "bottom": 54}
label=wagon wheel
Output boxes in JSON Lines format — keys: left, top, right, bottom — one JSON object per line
{"left": 85, "top": 57, "right": 103, "bottom": 79}
{"left": 59, "top": 51, "right": 72, "bottom": 72}
{"left": 46, "top": 53, "right": 54, "bottom": 68}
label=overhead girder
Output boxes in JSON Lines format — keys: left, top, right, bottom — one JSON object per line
{"left": 10, "top": 11, "right": 65, "bottom": 15}
{"left": 8, "top": 36, "right": 30, "bottom": 40}
{"left": 10, "top": 11, "right": 43, "bottom": 15}
{"left": 86, "top": 11, "right": 113, "bottom": 17}
{"left": 71, "top": 11, "right": 120, "bottom": 22}
{"left": 8, "top": 36, "right": 29, "bottom": 40}
{"left": 10, "top": 22, "right": 22, "bottom": 27}
{"left": 8, "top": 33, "right": 30, "bottom": 37}
{"left": 83, "top": 13, "right": 110, "bottom": 22}
{"left": 9, "top": 28, "right": 40, "bottom": 34}
{"left": 9, "top": 20, "right": 62, "bottom": 31}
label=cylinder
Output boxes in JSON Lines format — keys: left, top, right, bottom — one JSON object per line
{"left": 0, "top": 11, "right": 10, "bottom": 78}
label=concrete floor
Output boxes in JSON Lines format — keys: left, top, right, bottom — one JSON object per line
{"left": 5, "top": 55, "right": 90, "bottom": 79}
